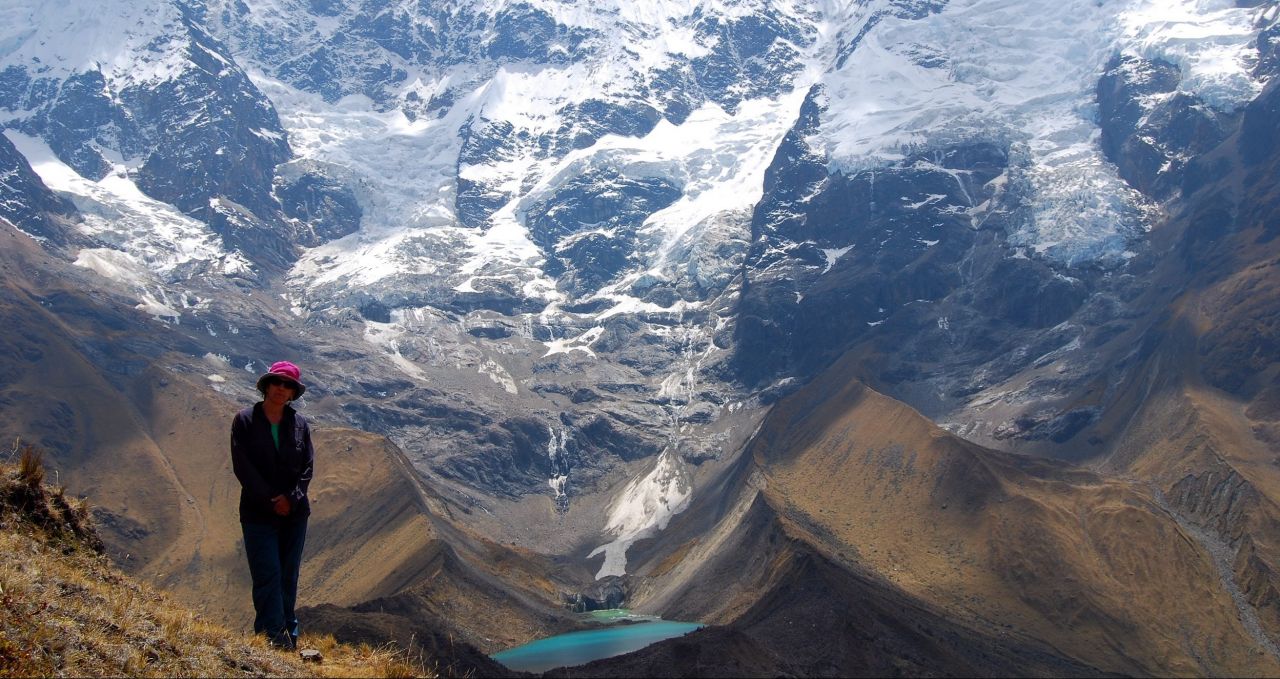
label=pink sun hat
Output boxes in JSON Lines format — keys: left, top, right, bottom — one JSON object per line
{"left": 255, "top": 361, "right": 306, "bottom": 398}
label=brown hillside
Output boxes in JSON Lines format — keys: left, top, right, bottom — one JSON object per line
{"left": 621, "top": 356, "right": 1279, "bottom": 676}
{"left": 122, "top": 367, "right": 456, "bottom": 626}
{"left": 627, "top": 487, "right": 1102, "bottom": 677}
{"left": 755, "top": 366, "right": 1276, "bottom": 675}
{"left": 1095, "top": 275, "right": 1280, "bottom": 642}
{"left": 1083, "top": 78, "right": 1280, "bottom": 649}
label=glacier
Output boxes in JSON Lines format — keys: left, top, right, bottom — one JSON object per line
{"left": 813, "top": 0, "right": 1268, "bottom": 265}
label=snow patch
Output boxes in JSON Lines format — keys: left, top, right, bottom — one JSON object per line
{"left": 363, "top": 320, "right": 428, "bottom": 380}
{"left": 479, "top": 359, "right": 519, "bottom": 394}
{"left": 73, "top": 248, "right": 149, "bottom": 285}
{"left": 543, "top": 326, "right": 604, "bottom": 358}
{"left": 136, "top": 290, "right": 181, "bottom": 323}
{"left": 588, "top": 448, "right": 692, "bottom": 579}
{"left": 0, "top": 0, "right": 192, "bottom": 89}
{"left": 820, "top": 245, "right": 853, "bottom": 273}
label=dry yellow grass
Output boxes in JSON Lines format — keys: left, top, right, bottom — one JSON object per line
{"left": 0, "top": 444, "right": 434, "bottom": 679}
{"left": 745, "top": 374, "right": 1280, "bottom": 676}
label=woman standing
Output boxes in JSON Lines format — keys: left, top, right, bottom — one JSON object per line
{"left": 230, "top": 361, "right": 314, "bottom": 649}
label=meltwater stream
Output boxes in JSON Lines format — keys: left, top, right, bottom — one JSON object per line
{"left": 491, "top": 611, "right": 704, "bottom": 674}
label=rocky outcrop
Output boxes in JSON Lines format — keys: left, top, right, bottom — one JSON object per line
{"left": 275, "top": 171, "right": 363, "bottom": 246}
{"left": 564, "top": 575, "right": 631, "bottom": 612}
{"left": 1236, "top": 534, "right": 1280, "bottom": 641}
{"left": 0, "top": 133, "right": 78, "bottom": 244}
{"left": 685, "top": 10, "right": 814, "bottom": 114}
{"left": 1097, "top": 54, "right": 1231, "bottom": 199}
{"left": 733, "top": 84, "right": 1048, "bottom": 388}
{"left": 526, "top": 168, "right": 681, "bottom": 296}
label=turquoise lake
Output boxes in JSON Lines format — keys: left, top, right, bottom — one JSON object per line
{"left": 491, "top": 613, "right": 704, "bottom": 673}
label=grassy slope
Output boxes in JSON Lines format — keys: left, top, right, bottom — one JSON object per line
{"left": 751, "top": 372, "right": 1276, "bottom": 675}
{"left": 0, "top": 447, "right": 431, "bottom": 678}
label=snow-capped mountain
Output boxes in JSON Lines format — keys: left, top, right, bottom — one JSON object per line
{"left": 2, "top": 0, "right": 1279, "bottom": 608}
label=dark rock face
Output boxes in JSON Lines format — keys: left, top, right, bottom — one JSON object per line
{"left": 1258, "top": 21, "right": 1280, "bottom": 79}
{"left": 975, "top": 258, "right": 1088, "bottom": 329}
{"left": 564, "top": 576, "right": 630, "bottom": 612}
{"left": 487, "top": 2, "right": 592, "bottom": 62}
{"left": 733, "top": 87, "right": 1022, "bottom": 387}
{"left": 556, "top": 100, "right": 664, "bottom": 151}
{"left": 128, "top": 23, "right": 295, "bottom": 266}
{"left": 727, "top": 74, "right": 1166, "bottom": 450}
{"left": 688, "top": 10, "right": 815, "bottom": 114}
{"left": 205, "top": 199, "right": 297, "bottom": 270}
{"left": 357, "top": 299, "right": 392, "bottom": 323}
{"left": 561, "top": 410, "right": 666, "bottom": 464}
{"left": 275, "top": 171, "right": 363, "bottom": 245}
{"left": 526, "top": 169, "right": 682, "bottom": 295}
{"left": 455, "top": 118, "right": 534, "bottom": 228}
{"left": 1196, "top": 78, "right": 1280, "bottom": 397}
{"left": 996, "top": 407, "right": 1100, "bottom": 443}
{"left": 1241, "top": 77, "right": 1280, "bottom": 170}
{"left": 434, "top": 428, "right": 554, "bottom": 499}
{"left": 455, "top": 177, "right": 514, "bottom": 230}
{"left": 30, "top": 70, "right": 124, "bottom": 181}
{"left": 0, "top": 12, "right": 314, "bottom": 269}
{"left": 1097, "top": 54, "right": 1232, "bottom": 199}
{"left": 130, "top": 22, "right": 290, "bottom": 218}
{"left": 647, "top": 64, "right": 701, "bottom": 125}
{"left": 0, "top": 133, "right": 78, "bottom": 244}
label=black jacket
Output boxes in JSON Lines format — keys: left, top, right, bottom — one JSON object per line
{"left": 230, "top": 402, "right": 314, "bottom": 524}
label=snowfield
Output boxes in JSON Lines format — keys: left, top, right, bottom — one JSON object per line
{"left": 814, "top": 0, "right": 1267, "bottom": 264}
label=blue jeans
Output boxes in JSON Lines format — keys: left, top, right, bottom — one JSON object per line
{"left": 241, "top": 519, "right": 307, "bottom": 646}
